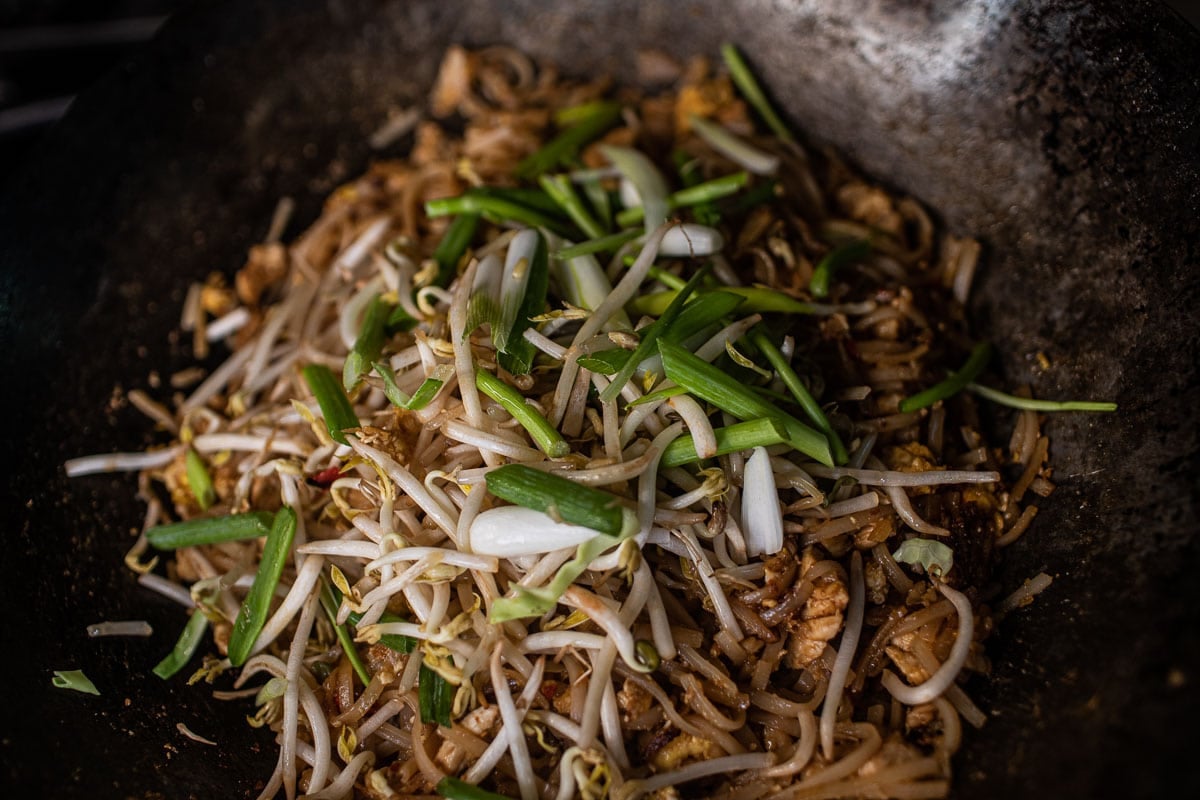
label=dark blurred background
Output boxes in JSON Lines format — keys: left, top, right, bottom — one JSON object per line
{"left": 1, "top": 0, "right": 1198, "bottom": 180}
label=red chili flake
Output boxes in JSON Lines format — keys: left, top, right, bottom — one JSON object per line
{"left": 540, "top": 681, "right": 558, "bottom": 700}
{"left": 307, "top": 466, "right": 342, "bottom": 488}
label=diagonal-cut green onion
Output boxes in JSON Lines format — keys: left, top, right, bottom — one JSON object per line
{"left": 303, "top": 364, "right": 360, "bottom": 445}
{"left": 146, "top": 511, "right": 274, "bottom": 550}
{"left": 689, "top": 115, "right": 780, "bottom": 175}
{"left": 614, "top": 172, "right": 750, "bottom": 227}
{"left": 517, "top": 100, "right": 622, "bottom": 178}
{"left": 600, "top": 263, "right": 711, "bottom": 403}
{"left": 497, "top": 231, "right": 550, "bottom": 376}
{"left": 809, "top": 239, "right": 871, "bottom": 299}
{"left": 750, "top": 329, "right": 848, "bottom": 464}
{"left": 343, "top": 294, "right": 392, "bottom": 391}
{"left": 580, "top": 175, "right": 613, "bottom": 232}
{"left": 425, "top": 193, "right": 573, "bottom": 238}
{"left": 721, "top": 42, "right": 794, "bottom": 143}
{"left": 485, "top": 464, "right": 625, "bottom": 536}
{"left": 576, "top": 349, "right": 627, "bottom": 376}
{"left": 675, "top": 152, "right": 721, "bottom": 226}
{"left": 52, "top": 669, "right": 100, "bottom": 695}
{"left": 539, "top": 174, "right": 605, "bottom": 240}
{"left": 899, "top": 342, "right": 992, "bottom": 413}
{"left": 419, "top": 663, "right": 454, "bottom": 727}
{"left": 966, "top": 382, "right": 1117, "bottom": 412}
{"left": 658, "top": 339, "right": 833, "bottom": 466}
{"left": 227, "top": 506, "right": 297, "bottom": 666}
{"left": 374, "top": 362, "right": 452, "bottom": 411}
{"left": 152, "top": 610, "right": 209, "bottom": 680}
{"left": 629, "top": 285, "right": 812, "bottom": 317}
{"left": 472, "top": 186, "right": 567, "bottom": 219}
{"left": 554, "top": 99, "right": 616, "bottom": 128}
{"left": 184, "top": 448, "right": 216, "bottom": 511}
{"left": 348, "top": 608, "right": 416, "bottom": 654}
{"left": 318, "top": 579, "right": 370, "bottom": 685}
{"left": 555, "top": 229, "right": 640, "bottom": 261}
{"left": 647, "top": 266, "right": 687, "bottom": 290}
{"left": 475, "top": 369, "right": 570, "bottom": 458}
{"left": 432, "top": 213, "right": 480, "bottom": 288}
{"left": 659, "top": 417, "right": 790, "bottom": 468}
{"left": 436, "top": 776, "right": 516, "bottom": 800}
{"left": 629, "top": 385, "right": 689, "bottom": 407}
{"left": 601, "top": 144, "right": 670, "bottom": 233}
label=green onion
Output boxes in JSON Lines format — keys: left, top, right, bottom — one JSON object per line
{"left": 517, "top": 100, "right": 622, "bottom": 178}
{"left": 436, "top": 776, "right": 516, "bottom": 800}
{"left": 555, "top": 229, "right": 640, "bottom": 260}
{"left": 601, "top": 144, "right": 670, "bottom": 232}
{"left": 472, "top": 186, "right": 567, "bottom": 219}
{"left": 227, "top": 506, "right": 297, "bottom": 667}
{"left": 319, "top": 579, "right": 371, "bottom": 685}
{"left": 385, "top": 304, "right": 419, "bottom": 333}
{"left": 152, "top": 611, "right": 210, "bottom": 680}
{"left": 721, "top": 42, "right": 794, "bottom": 143}
{"left": 146, "top": 511, "right": 274, "bottom": 550}
{"left": 432, "top": 213, "right": 480, "bottom": 288}
{"left": 629, "top": 285, "right": 812, "bottom": 317}
{"left": 898, "top": 342, "right": 993, "bottom": 413}
{"left": 647, "top": 266, "right": 687, "bottom": 290}
{"left": 720, "top": 178, "right": 777, "bottom": 216}
{"left": 539, "top": 174, "right": 605, "bottom": 240}
{"left": 497, "top": 230, "right": 550, "bottom": 376}
{"left": 348, "top": 609, "right": 416, "bottom": 654}
{"left": 675, "top": 151, "right": 721, "bottom": 226}
{"left": 576, "top": 349, "right": 627, "bottom": 376}
{"left": 374, "top": 362, "right": 451, "bottom": 411}
{"left": 809, "top": 239, "right": 871, "bottom": 299}
{"left": 600, "top": 263, "right": 711, "bottom": 403}
{"left": 628, "top": 385, "right": 689, "bottom": 407}
{"left": 688, "top": 115, "right": 780, "bottom": 175}
{"left": 485, "top": 464, "right": 624, "bottom": 536}
{"left": 967, "top": 383, "right": 1118, "bottom": 412}
{"left": 554, "top": 99, "right": 617, "bottom": 128}
{"left": 52, "top": 669, "right": 99, "bottom": 695}
{"left": 303, "top": 364, "right": 360, "bottom": 445}
{"left": 475, "top": 369, "right": 570, "bottom": 458}
{"left": 425, "top": 192, "right": 573, "bottom": 238}
{"left": 614, "top": 172, "right": 750, "bottom": 227}
{"left": 750, "top": 330, "right": 848, "bottom": 464}
{"left": 580, "top": 176, "right": 614, "bottom": 231}
{"left": 184, "top": 448, "right": 216, "bottom": 511}
{"left": 659, "top": 417, "right": 790, "bottom": 468}
{"left": 658, "top": 339, "right": 833, "bottom": 466}
{"left": 419, "top": 663, "right": 454, "bottom": 727}
{"left": 343, "top": 294, "right": 392, "bottom": 392}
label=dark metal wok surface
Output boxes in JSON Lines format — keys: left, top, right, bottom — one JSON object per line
{"left": 1, "top": 1, "right": 1197, "bottom": 797}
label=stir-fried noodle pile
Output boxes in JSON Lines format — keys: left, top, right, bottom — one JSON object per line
{"left": 68, "top": 45, "right": 1086, "bottom": 800}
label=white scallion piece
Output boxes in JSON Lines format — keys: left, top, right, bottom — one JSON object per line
{"left": 742, "top": 446, "right": 784, "bottom": 558}
{"left": 689, "top": 114, "right": 780, "bottom": 175}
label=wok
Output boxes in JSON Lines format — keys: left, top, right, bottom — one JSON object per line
{"left": 1, "top": 0, "right": 1197, "bottom": 797}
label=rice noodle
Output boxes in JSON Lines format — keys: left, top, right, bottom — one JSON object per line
{"left": 882, "top": 581, "right": 975, "bottom": 705}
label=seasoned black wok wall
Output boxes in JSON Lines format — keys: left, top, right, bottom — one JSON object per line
{"left": 1, "top": 0, "right": 1196, "bottom": 797}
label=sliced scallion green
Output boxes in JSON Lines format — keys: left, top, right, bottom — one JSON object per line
{"left": 576, "top": 349, "right": 627, "bottom": 375}
{"left": 659, "top": 417, "right": 790, "bottom": 468}
{"left": 227, "top": 506, "right": 297, "bottom": 666}
{"left": 675, "top": 151, "right": 721, "bottom": 226}
{"left": 600, "top": 263, "right": 711, "bottom": 403}
{"left": 517, "top": 100, "right": 622, "bottom": 178}
{"left": 436, "top": 776, "right": 516, "bottom": 800}
{"left": 898, "top": 342, "right": 992, "bottom": 413}
{"left": 555, "top": 229, "right": 640, "bottom": 261}
{"left": 419, "top": 663, "right": 454, "bottom": 727}
{"left": 647, "top": 266, "right": 688, "bottom": 291}
{"left": 343, "top": 294, "right": 392, "bottom": 391}
{"left": 539, "top": 174, "right": 605, "bottom": 240}
{"left": 614, "top": 171, "right": 750, "bottom": 227}
{"left": 750, "top": 329, "right": 848, "bottom": 464}
{"left": 485, "top": 464, "right": 624, "bottom": 536}
{"left": 432, "top": 213, "right": 480, "bottom": 288}
{"left": 966, "top": 382, "right": 1117, "bottom": 412}
{"left": 629, "top": 285, "right": 812, "bottom": 317}
{"left": 472, "top": 186, "right": 566, "bottom": 219}
{"left": 184, "top": 448, "right": 216, "bottom": 511}
{"left": 628, "top": 385, "right": 689, "bottom": 407}
{"left": 302, "top": 363, "right": 360, "bottom": 445}
{"left": 318, "top": 579, "right": 370, "bottom": 685}
{"left": 809, "top": 239, "right": 871, "bottom": 299}
{"left": 152, "top": 610, "right": 209, "bottom": 680}
{"left": 146, "top": 511, "right": 274, "bottom": 550}
{"left": 52, "top": 669, "right": 99, "bottom": 695}
{"left": 425, "top": 193, "right": 572, "bottom": 238}
{"left": 374, "top": 362, "right": 451, "bottom": 411}
{"left": 496, "top": 230, "right": 550, "bottom": 376}
{"left": 475, "top": 369, "right": 570, "bottom": 458}
{"left": 601, "top": 144, "right": 670, "bottom": 232}
{"left": 658, "top": 339, "right": 833, "bottom": 465}
{"left": 721, "top": 42, "right": 794, "bottom": 143}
